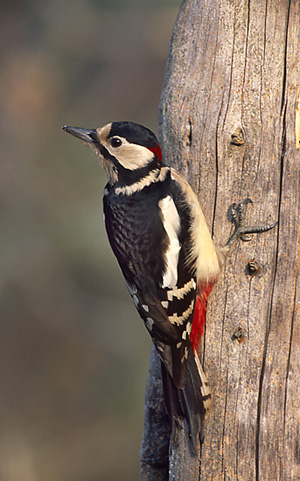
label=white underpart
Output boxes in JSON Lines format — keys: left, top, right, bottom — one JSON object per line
{"left": 170, "top": 169, "right": 221, "bottom": 283}
{"left": 167, "top": 278, "right": 197, "bottom": 301}
{"left": 158, "top": 195, "right": 181, "bottom": 289}
{"left": 168, "top": 301, "right": 194, "bottom": 326}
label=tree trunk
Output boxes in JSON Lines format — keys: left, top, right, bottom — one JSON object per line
{"left": 141, "top": 0, "right": 300, "bottom": 479}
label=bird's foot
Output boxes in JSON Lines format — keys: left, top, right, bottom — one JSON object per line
{"left": 225, "top": 198, "right": 277, "bottom": 248}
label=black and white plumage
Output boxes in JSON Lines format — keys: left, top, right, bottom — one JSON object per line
{"left": 63, "top": 121, "right": 221, "bottom": 452}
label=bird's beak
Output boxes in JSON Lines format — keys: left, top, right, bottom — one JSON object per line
{"left": 62, "top": 125, "right": 97, "bottom": 144}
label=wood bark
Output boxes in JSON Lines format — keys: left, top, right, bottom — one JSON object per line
{"left": 141, "top": 0, "right": 300, "bottom": 480}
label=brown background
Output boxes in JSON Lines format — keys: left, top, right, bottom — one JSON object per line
{"left": 0, "top": 1, "right": 180, "bottom": 480}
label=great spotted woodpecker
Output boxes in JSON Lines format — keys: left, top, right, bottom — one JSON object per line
{"left": 63, "top": 121, "right": 276, "bottom": 453}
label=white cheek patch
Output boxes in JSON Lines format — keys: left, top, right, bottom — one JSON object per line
{"left": 106, "top": 140, "right": 154, "bottom": 171}
{"left": 158, "top": 196, "right": 181, "bottom": 289}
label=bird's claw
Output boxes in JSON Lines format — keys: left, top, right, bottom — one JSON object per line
{"left": 225, "top": 198, "right": 277, "bottom": 248}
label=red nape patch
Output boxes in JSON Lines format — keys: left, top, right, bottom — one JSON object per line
{"left": 190, "top": 282, "right": 215, "bottom": 352}
{"left": 147, "top": 145, "right": 162, "bottom": 162}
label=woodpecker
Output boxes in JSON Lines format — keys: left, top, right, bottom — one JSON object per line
{"left": 63, "top": 121, "right": 276, "bottom": 453}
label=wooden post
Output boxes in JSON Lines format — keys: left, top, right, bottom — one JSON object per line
{"left": 142, "top": 0, "right": 300, "bottom": 479}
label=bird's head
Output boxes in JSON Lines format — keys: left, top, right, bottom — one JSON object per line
{"left": 63, "top": 121, "right": 163, "bottom": 185}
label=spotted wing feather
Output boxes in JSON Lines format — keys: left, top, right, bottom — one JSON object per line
{"left": 103, "top": 172, "right": 198, "bottom": 388}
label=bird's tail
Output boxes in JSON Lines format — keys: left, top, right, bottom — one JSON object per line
{"left": 161, "top": 345, "right": 211, "bottom": 454}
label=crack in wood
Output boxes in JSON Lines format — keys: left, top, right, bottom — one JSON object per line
{"left": 280, "top": 0, "right": 291, "bottom": 114}
{"left": 212, "top": 96, "right": 224, "bottom": 239}
{"left": 187, "top": 118, "right": 192, "bottom": 146}
{"left": 283, "top": 217, "right": 300, "bottom": 430}
{"left": 296, "top": 92, "right": 300, "bottom": 149}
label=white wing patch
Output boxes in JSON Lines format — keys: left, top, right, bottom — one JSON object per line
{"left": 167, "top": 278, "right": 197, "bottom": 301}
{"left": 168, "top": 301, "right": 194, "bottom": 326}
{"left": 158, "top": 196, "right": 181, "bottom": 289}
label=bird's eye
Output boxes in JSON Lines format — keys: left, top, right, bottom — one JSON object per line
{"left": 110, "top": 137, "right": 122, "bottom": 148}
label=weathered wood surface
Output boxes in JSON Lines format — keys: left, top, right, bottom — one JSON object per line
{"left": 142, "top": 0, "right": 300, "bottom": 479}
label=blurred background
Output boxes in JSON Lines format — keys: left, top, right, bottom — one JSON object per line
{"left": 0, "top": 0, "right": 181, "bottom": 479}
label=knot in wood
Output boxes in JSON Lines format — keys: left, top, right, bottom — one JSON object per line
{"left": 231, "top": 327, "right": 244, "bottom": 343}
{"left": 247, "top": 258, "right": 262, "bottom": 276}
{"left": 230, "top": 127, "right": 245, "bottom": 146}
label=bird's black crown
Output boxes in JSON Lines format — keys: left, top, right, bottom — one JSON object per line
{"left": 109, "top": 121, "right": 159, "bottom": 148}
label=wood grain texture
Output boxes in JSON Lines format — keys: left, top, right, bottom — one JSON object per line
{"left": 140, "top": 347, "right": 170, "bottom": 481}
{"left": 142, "top": 0, "right": 300, "bottom": 479}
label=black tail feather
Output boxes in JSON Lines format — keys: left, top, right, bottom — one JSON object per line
{"left": 161, "top": 345, "right": 211, "bottom": 454}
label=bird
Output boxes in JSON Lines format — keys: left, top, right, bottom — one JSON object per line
{"left": 62, "top": 120, "right": 277, "bottom": 454}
